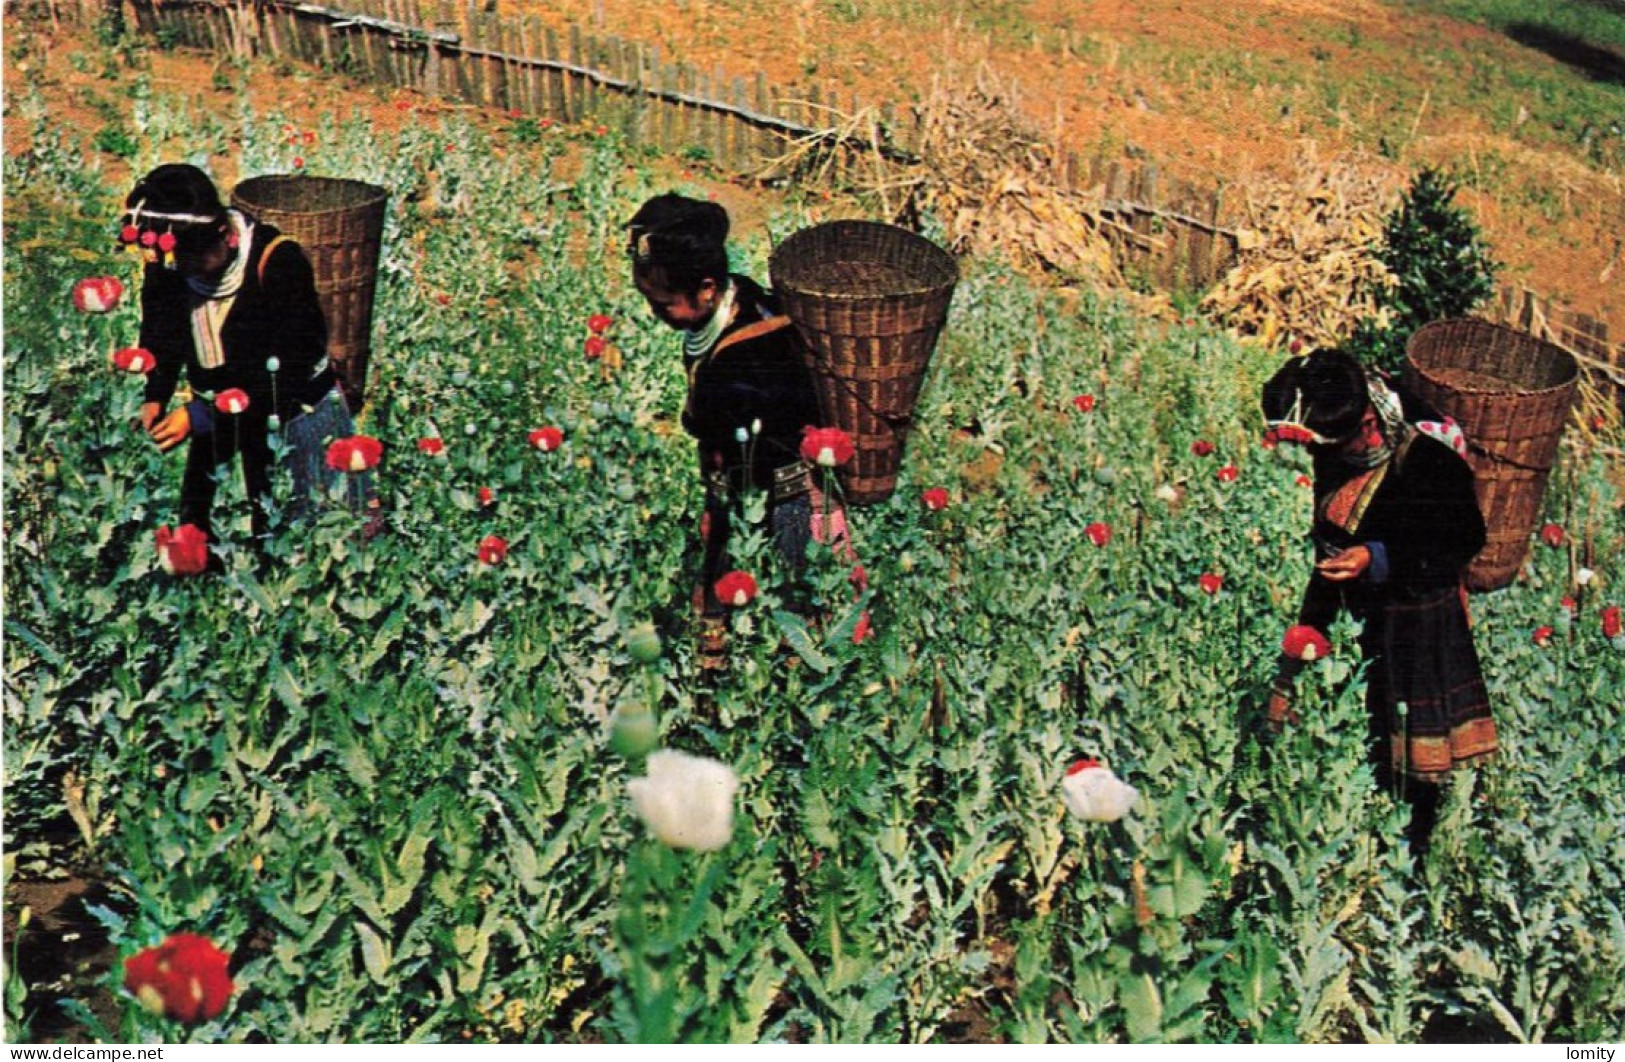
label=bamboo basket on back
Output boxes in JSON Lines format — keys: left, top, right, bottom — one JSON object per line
{"left": 231, "top": 174, "right": 388, "bottom": 411}
{"left": 1403, "top": 318, "right": 1580, "bottom": 592}
{"left": 769, "top": 220, "right": 958, "bottom": 505}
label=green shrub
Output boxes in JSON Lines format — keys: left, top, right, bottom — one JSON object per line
{"left": 1347, "top": 167, "right": 1500, "bottom": 373}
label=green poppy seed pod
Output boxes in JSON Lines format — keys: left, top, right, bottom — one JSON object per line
{"left": 1094, "top": 466, "right": 1118, "bottom": 486}
{"left": 609, "top": 698, "right": 660, "bottom": 759}
{"left": 624, "top": 623, "right": 663, "bottom": 664}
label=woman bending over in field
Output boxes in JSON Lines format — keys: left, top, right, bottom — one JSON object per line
{"left": 1262, "top": 349, "right": 1496, "bottom": 855}
{"left": 122, "top": 163, "right": 376, "bottom": 561}
{"left": 627, "top": 192, "right": 843, "bottom": 668}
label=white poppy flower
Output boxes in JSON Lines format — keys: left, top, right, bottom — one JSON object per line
{"left": 627, "top": 749, "right": 738, "bottom": 852}
{"left": 1060, "top": 760, "right": 1138, "bottom": 823}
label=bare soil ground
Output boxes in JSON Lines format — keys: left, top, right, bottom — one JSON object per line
{"left": 506, "top": 0, "right": 1623, "bottom": 330}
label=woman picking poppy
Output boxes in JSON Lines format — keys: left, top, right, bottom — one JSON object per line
{"left": 1261, "top": 349, "right": 1495, "bottom": 856}
{"left": 625, "top": 193, "right": 839, "bottom": 668}
{"left": 120, "top": 163, "right": 378, "bottom": 561}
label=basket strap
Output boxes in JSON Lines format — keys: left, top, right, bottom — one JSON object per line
{"left": 257, "top": 234, "right": 294, "bottom": 286}
{"left": 712, "top": 315, "right": 793, "bottom": 356}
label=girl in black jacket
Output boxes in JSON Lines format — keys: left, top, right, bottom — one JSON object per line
{"left": 123, "top": 164, "right": 372, "bottom": 552}
{"left": 626, "top": 193, "right": 833, "bottom": 666}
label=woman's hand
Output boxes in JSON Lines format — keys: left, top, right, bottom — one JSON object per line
{"left": 139, "top": 402, "right": 162, "bottom": 432}
{"left": 149, "top": 407, "right": 191, "bottom": 451}
{"left": 1266, "top": 689, "right": 1299, "bottom": 731}
{"left": 1315, "top": 544, "right": 1372, "bottom": 582}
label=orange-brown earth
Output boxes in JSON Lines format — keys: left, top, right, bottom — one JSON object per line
{"left": 510, "top": 0, "right": 1622, "bottom": 330}
{"left": 4, "top": 1, "right": 1620, "bottom": 324}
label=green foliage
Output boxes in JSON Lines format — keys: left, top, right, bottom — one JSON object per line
{"left": 1345, "top": 167, "right": 1500, "bottom": 373}
{"left": 4, "top": 78, "right": 1623, "bottom": 1045}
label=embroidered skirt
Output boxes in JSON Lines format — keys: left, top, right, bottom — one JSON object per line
{"left": 1363, "top": 587, "right": 1498, "bottom": 782}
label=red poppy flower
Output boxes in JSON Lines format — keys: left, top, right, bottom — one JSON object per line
{"left": 1085, "top": 521, "right": 1112, "bottom": 547}
{"left": 584, "top": 335, "right": 608, "bottom": 359}
{"left": 1274, "top": 424, "right": 1319, "bottom": 445}
{"left": 714, "top": 570, "right": 758, "bottom": 607}
{"left": 1539, "top": 523, "right": 1565, "bottom": 548}
{"left": 292, "top": 157, "right": 305, "bottom": 169}
{"left": 1191, "top": 439, "right": 1215, "bottom": 457}
{"left": 1216, "top": 464, "right": 1239, "bottom": 484}
{"left": 214, "top": 389, "right": 249, "bottom": 415}
{"left": 528, "top": 427, "right": 564, "bottom": 452}
{"left": 1260, "top": 429, "right": 1279, "bottom": 450}
{"left": 1198, "top": 572, "right": 1223, "bottom": 595}
{"left": 1532, "top": 625, "right": 1555, "bottom": 647}
{"left": 1072, "top": 394, "right": 1096, "bottom": 413}
{"left": 417, "top": 437, "right": 446, "bottom": 456}
{"left": 325, "top": 435, "right": 383, "bottom": 473}
{"left": 1295, "top": 473, "right": 1313, "bottom": 488}
{"left": 477, "top": 486, "right": 495, "bottom": 506}
{"left": 72, "top": 276, "right": 123, "bottom": 314}
{"left": 921, "top": 488, "right": 950, "bottom": 512}
{"left": 478, "top": 534, "right": 508, "bottom": 566}
{"left": 1560, "top": 596, "right": 1577, "bottom": 613}
{"left": 800, "top": 426, "right": 855, "bottom": 468}
{"left": 1281, "top": 624, "right": 1331, "bottom": 662}
{"left": 849, "top": 565, "right": 869, "bottom": 592}
{"left": 155, "top": 525, "right": 209, "bottom": 576}
{"left": 852, "top": 610, "right": 874, "bottom": 645}
{"left": 1604, "top": 605, "right": 1622, "bottom": 640}
{"left": 113, "top": 347, "right": 155, "bottom": 374}
{"left": 123, "top": 933, "right": 234, "bottom": 1024}
{"left": 587, "top": 313, "right": 613, "bottom": 335}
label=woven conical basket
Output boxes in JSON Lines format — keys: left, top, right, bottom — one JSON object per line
{"left": 232, "top": 175, "right": 388, "bottom": 410}
{"left": 769, "top": 220, "right": 957, "bottom": 505}
{"left": 1403, "top": 318, "right": 1579, "bottom": 592}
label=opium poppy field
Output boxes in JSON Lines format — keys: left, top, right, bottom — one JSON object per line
{"left": 5, "top": 76, "right": 1625, "bottom": 1044}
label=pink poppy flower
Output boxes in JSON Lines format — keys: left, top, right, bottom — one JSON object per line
{"left": 478, "top": 534, "right": 508, "bottom": 566}
{"left": 799, "top": 426, "right": 855, "bottom": 468}
{"left": 1085, "top": 521, "right": 1111, "bottom": 547}
{"left": 123, "top": 933, "right": 233, "bottom": 1024}
{"left": 714, "top": 570, "right": 758, "bottom": 607}
{"left": 214, "top": 389, "right": 249, "bottom": 415}
{"left": 155, "top": 525, "right": 209, "bottom": 576}
{"left": 528, "top": 427, "right": 564, "bottom": 452}
{"left": 852, "top": 611, "right": 873, "bottom": 645}
{"left": 1281, "top": 624, "right": 1331, "bottom": 662}
{"left": 113, "top": 347, "right": 155, "bottom": 374}
{"left": 72, "top": 276, "right": 124, "bottom": 314}
{"left": 921, "top": 488, "right": 949, "bottom": 512}
{"left": 325, "top": 435, "right": 383, "bottom": 473}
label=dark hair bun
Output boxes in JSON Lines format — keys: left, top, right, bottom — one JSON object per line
{"left": 1260, "top": 349, "right": 1368, "bottom": 442}
{"left": 626, "top": 193, "right": 729, "bottom": 246}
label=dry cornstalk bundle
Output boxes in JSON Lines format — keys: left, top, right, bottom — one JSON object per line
{"left": 904, "top": 66, "right": 1121, "bottom": 287}
{"left": 756, "top": 65, "right": 1121, "bottom": 288}
{"left": 1201, "top": 151, "right": 1405, "bottom": 350}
